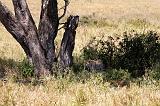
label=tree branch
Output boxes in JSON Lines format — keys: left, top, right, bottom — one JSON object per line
{"left": 0, "top": 1, "right": 23, "bottom": 40}
{"left": 0, "top": 1, "right": 32, "bottom": 61}
{"left": 11, "top": 0, "right": 43, "bottom": 63}
{"left": 12, "top": 0, "right": 51, "bottom": 75}
{"left": 12, "top": 0, "right": 37, "bottom": 35}
{"left": 58, "top": 0, "right": 69, "bottom": 21}
{"left": 38, "top": 0, "right": 59, "bottom": 64}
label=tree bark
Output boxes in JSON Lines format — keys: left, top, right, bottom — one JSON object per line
{"left": 59, "top": 15, "right": 79, "bottom": 67}
{"left": 12, "top": 0, "right": 51, "bottom": 77}
{"left": 0, "top": 0, "right": 53, "bottom": 77}
{"left": 0, "top": 0, "right": 79, "bottom": 77}
{"left": 0, "top": 1, "right": 30, "bottom": 57}
{"left": 38, "top": 0, "right": 59, "bottom": 68}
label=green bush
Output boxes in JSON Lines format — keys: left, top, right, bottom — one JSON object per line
{"left": 149, "top": 64, "right": 160, "bottom": 80}
{"left": 82, "top": 31, "right": 160, "bottom": 78}
{"left": 18, "top": 59, "right": 34, "bottom": 78}
{"left": 104, "top": 69, "right": 130, "bottom": 81}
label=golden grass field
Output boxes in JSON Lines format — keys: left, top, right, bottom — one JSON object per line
{"left": 0, "top": 0, "right": 160, "bottom": 106}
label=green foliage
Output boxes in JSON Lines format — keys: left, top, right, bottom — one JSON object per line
{"left": 149, "top": 64, "right": 160, "bottom": 80}
{"left": 104, "top": 69, "right": 130, "bottom": 81}
{"left": 0, "top": 58, "right": 17, "bottom": 69}
{"left": 116, "top": 31, "right": 160, "bottom": 77}
{"left": 18, "top": 59, "right": 34, "bottom": 78}
{"left": 82, "top": 31, "right": 160, "bottom": 78}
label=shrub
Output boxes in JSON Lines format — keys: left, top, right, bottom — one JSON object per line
{"left": 82, "top": 31, "right": 160, "bottom": 78}
{"left": 104, "top": 69, "right": 130, "bottom": 81}
{"left": 149, "top": 63, "right": 160, "bottom": 80}
{"left": 82, "top": 36, "right": 117, "bottom": 68}
{"left": 18, "top": 59, "right": 34, "bottom": 78}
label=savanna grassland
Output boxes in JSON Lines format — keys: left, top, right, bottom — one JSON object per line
{"left": 1, "top": 0, "right": 160, "bottom": 106}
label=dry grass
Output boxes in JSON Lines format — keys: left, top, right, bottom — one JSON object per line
{"left": 0, "top": 0, "right": 160, "bottom": 106}
{"left": 0, "top": 76, "right": 160, "bottom": 106}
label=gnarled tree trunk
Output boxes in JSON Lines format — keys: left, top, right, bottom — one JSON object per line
{"left": 0, "top": 0, "right": 79, "bottom": 77}
{"left": 59, "top": 15, "right": 79, "bottom": 67}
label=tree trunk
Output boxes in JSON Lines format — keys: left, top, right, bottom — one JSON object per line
{"left": 59, "top": 15, "right": 79, "bottom": 67}
{"left": 12, "top": 0, "right": 51, "bottom": 77}
{"left": 38, "top": 0, "right": 59, "bottom": 67}
{"left": 0, "top": 0, "right": 79, "bottom": 77}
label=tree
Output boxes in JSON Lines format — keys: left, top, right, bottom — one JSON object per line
{"left": 0, "top": 0, "right": 79, "bottom": 77}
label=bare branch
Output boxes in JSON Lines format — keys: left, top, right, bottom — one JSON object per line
{"left": 58, "top": 0, "right": 69, "bottom": 21}
{"left": 0, "top": 1, "right": 31, "bottom": 59}
{"left": 12, "top": 0, "right": 37, "bottom": 33}
{"left": 59, "top": 22, "right": 66, "bottom": 25}
{"left": 58, "top": 25, "right": 65, "bottom": 30}
{"left": 0, "top": 1, "right": 23, "bottom": 39}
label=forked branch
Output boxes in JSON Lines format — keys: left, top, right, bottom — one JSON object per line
{"left": 0, "top": 1, "right": 31, "bottom": 60}
{"left": 12, "top": 0, "right": 37, "bottom": 33}
{"left": 0, "top": 1, "right": 24, "bottom": 39}
{"left": 59, "top": 0, "right": 69, "bottom": 21}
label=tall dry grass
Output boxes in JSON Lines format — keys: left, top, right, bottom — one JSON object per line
{"left": 0, "top": 0, "right": 160, "bottom": 106}
{"left": 0, "top": 75, "right": 160, "bottom": 106}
